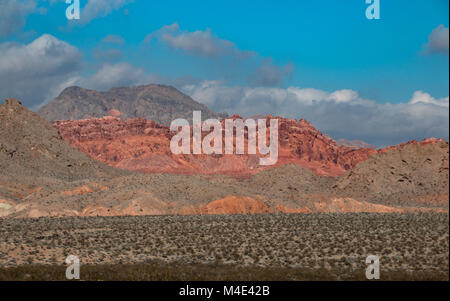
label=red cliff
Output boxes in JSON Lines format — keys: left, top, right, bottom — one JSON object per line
{"left": 53, "top": 115, "right": 382, "bottom": 177}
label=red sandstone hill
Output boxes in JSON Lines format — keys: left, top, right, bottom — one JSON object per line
{"left": 53, "top": 115, "right": 384, "bottom": 177}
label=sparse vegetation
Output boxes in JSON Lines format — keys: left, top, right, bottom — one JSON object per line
{"left": 0, "top": 213, "right": 448, "bottom": 281}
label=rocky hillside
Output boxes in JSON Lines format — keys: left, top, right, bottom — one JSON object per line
{"left": 0, "top": 98, "right": 123, "bottom": 182}
{"left": 334, "top": 139, "right": 449, "bottom": 207}
{"left": 38, "top": 85, "right": 227, "bottom": 125}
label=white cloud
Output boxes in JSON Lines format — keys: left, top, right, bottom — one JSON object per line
{"left": 81, "top": 0, "right": 132, "bottom": 24}
{"left": 409, "top": 90, "right": 449, "bottom": 107}
{"left": 0, "top": 34, "right": 81, "bottom": 77}
{"left": 181, "top": 81, "right": 449, "bottom": 146}
{"left": 148, "top": 22, "right": 255, "bottom": 59}
{"left": 0, "top": 0, "right": 36, "bottom": 37}
{"left": 81, "top": 62, "right": 146, "bottom": 90}
{"left": 82, "top": 63, "right": 204, "bottom": 92}
{"left": 328, "top": 89, "right": 361, "bottom": 104}
{"left": 424, "top": 25, "right": 449, "bottom": 55}
{"left": 0, "top": 34, "right": 82, "bottom": 107}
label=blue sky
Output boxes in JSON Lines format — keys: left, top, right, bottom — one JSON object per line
{"left": 0, "top": 0, "right": 448, "bottom": 145}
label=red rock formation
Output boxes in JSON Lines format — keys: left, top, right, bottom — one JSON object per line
{"left": 53, "top": 116, "right": 439, "bottom": 177}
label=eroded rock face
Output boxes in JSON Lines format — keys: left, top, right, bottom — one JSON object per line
{"left": 53, "top": 116, "right": 379, "bottom": 177}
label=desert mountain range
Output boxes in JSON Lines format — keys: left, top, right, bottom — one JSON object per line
{"left": 0, "top": 87, "right": 448, "bottom": 218}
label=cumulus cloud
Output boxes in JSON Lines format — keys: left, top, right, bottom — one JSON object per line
{"left": 0, "top": 34, "right": 81, "bottom": 76}
{"left": 409, "top": 90, "right": 449, "bottom": 107}
{"left": 147, "top": 22, "right": 255, "bottom": 59}
{"left": 181, "top": 81, "right": 449, "bottom": 147}
{"left": 0, "top": 35, "right": 146, "bottom": 108}
{"left": 424, "top": 25, "right": 449, "bottom": 55}
{"left": 54, "top": 62, "right": 174, "bottom": 95}
{"left": 0, "top": 0, "right": 36, "bottom": 37}
{"left": 0, "top": 34, "right": 82, "bottom": 107}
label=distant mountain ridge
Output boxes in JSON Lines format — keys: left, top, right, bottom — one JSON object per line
{"left": 38, "top": 84, "right": 227, "bottom": 125}
{"left": 336, "top": 139, "right": 375, "bottom": 149}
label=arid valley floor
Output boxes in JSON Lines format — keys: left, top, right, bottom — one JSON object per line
{"left": 0, "top": 213, "right": 448, "bottom": 280}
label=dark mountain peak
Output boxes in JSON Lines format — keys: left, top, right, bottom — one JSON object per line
{"left": 61, "top": 85, "right": 83, "bottom": 92}
{"left": 38, "top": 84, "right": 226, "bottom": 125}
{"left": 56, "top": 86, "right": 101, "bottom": 104}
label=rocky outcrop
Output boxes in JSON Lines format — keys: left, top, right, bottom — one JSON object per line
{"left": 53, "top": 115, "right": 379, "bottom": 177}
